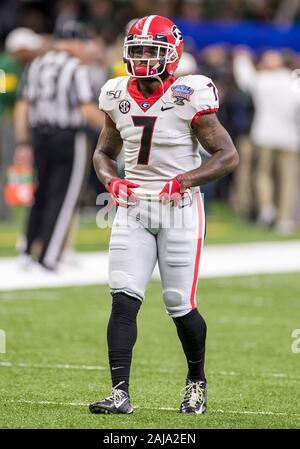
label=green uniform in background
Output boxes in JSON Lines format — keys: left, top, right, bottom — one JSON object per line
{"left": 0, "top": 52, "right": 23, "bottom": 219}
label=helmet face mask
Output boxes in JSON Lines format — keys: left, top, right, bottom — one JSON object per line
{"left": 124, "top": 39, "right": 178, "bottom": 78}
{"left": 123, "top": 16, "right": 183, "bottom": 79}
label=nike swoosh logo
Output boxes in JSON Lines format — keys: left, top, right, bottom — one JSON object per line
{"left": 161, "top": 105, "right": 175, "bottom": 111}
{"left": 112, "top": 366, "right": 124, "bottom": 370}
{"left": 116, "top": 398, "right": 127, "bottom": 408}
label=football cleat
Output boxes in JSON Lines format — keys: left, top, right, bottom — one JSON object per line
{"left": 180, "top": 379, "right": 207, "bottom": 414}
{"left": 89, "top": 382, "right": 133, "bottom": 415}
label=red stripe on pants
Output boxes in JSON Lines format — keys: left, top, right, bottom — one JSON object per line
{"left": 190, "top": 192, "right": 203, "bottom": 309}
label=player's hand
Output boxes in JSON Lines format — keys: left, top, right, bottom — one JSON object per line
{"left": 159, "top": 175, "right": 187, "bottom": 207}
{"left": 106, "top": 177, "right": 140, "bottom": 208}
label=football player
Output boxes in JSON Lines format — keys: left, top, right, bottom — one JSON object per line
{"left": 90, "top": 15, "right": 239, "bottom": 415}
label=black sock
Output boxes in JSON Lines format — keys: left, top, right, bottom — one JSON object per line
{"left": 173, "top": 308, "right": 207, "bottom": 382}
{"left": 107, "top": 292, "right": 141, "bottom": 394}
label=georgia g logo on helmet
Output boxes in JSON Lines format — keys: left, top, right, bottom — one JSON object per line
{"left": 171, "top": 25, "right": 183, "bottom": 46}
{"left": 123, "top": 15, "right": 184, "bottom": 79}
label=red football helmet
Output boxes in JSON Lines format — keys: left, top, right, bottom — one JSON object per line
{"left": 123, "top": 15, "right": 184, "bottom": 78}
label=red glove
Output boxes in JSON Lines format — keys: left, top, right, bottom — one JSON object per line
{"left": 159, "top": 174, "right": 187, "bottom": 206}
{"left": 106, "top": 177, "right": 140, "bottom": 208}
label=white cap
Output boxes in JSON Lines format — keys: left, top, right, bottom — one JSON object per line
{"left": 5, "top": 28, "right": 44, "bottom": 53}
{"left": 175, "top": 52, "right": 198, "bottom": 77}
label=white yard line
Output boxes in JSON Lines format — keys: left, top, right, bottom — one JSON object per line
{"left": 1, "top": 241, "right": 300, "bottom": 291}
{"left": 5, "top": 399, "right": 88, "bottom": 407}
{"left": 1, "top": 361, "right": 300, "bottom": 381}
{"left": 4, "top": 399, "right": 300, "bottom": 418}
{"left": 0, "top": 361, "right": 105, "bottom": 370}
{"left": 213, "top": 409, "right": 300, "bottom": 418}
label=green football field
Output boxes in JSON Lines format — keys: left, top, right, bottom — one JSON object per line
{"left": 1, "top": 274, "right": 300, "bottom": 429}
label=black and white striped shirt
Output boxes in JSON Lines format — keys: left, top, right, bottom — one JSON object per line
{"left": 20, "top": 50, "right": 94, "bottom": 129}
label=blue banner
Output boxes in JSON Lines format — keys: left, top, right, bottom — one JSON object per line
{"left": 175, "top": 20, "right": 300, "bottom": 52}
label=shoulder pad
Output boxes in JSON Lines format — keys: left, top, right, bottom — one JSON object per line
{"left": 98, "top": 76, "right": 129, "bottom": 112}
{"left": 189, "top": 75, "right": 219, "bottom": 114}
{"left": 170, "top": 75, "right": 219, "bottom": 122}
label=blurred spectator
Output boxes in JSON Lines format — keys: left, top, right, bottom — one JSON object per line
{"left": 244, "top": 0, "right": 282, "bottom": 20}
{"left": 55, "top": 0, "right": 81, "bottom": 28}
{"left": 233, "top": 48, "right": 300, "bottom": 234}
{"left": 225, "top": 85, "right": 254, "bottom": 218}
{"left": 0, "top": 0, "right": 20, "bottom": 41}
{"left": 131, "top": 0, "right": 153, "bottom": 17}
{"left": 3, "top": 0, "right": 300, "bottom": 42}
{"left": 275, "top": 0, "right": 300, "bottom": 23}
{"left": 199, "top": 45, "right": 236, "bottom": 203}
{"left": 221, "top": 0, "right": 244, "bottom": 21}
{"left": 19, "top": 2, "right": 48, "bottom": 33}
{"left": 0, "top": 28, "right": 44, "bottom": 221}
{"left": 179, "top": 0, "right": 204, "bottom": 20}
{"left": 207, "top": 48, "right": 256, "bottom": 218}
{"left": 84, "top": 0, "right": 137, "bottom": 45}
{"left": 175, "top": 51, "right": 198, "bottom": 77}
{"left": 14, "top": 21, "right": 104, "bottom": 270}
{"left": 200, "top": 45, "right": 232, "bottom": 86}
{"left": 153, "top": 0, "right": 177, "bottom": 17}
{"left": 87, "top": 0, "right": 117, "bottom": 44}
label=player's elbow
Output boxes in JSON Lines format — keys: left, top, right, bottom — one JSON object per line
{"left": 93, "top": 147, "right": 102, "bottom": 166}
{"left": 225, "top": 147, "right": 239, "bottom": 173}
{"left": 92, "top": 146, "right": 110, "bottom": 169}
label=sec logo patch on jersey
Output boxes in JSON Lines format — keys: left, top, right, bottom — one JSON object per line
{"left": 119, "top": 100, "right": 131, "bottom": 114}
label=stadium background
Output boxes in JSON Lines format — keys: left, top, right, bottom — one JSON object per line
{"left": 1, "top": 0, "right": 300, "bottom": 429}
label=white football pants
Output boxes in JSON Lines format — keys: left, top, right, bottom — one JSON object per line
{"left": 108, "top": 191, "right": 205, "bottom": 318}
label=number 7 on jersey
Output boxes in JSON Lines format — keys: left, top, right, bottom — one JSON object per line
{"left": 132, "top": 116, "right": 158, "bottom": 165}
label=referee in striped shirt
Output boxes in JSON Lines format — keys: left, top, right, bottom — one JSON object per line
{"left": 14, "top": 22, "right": 104, "bottom": 270}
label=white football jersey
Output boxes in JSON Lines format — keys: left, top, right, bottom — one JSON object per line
{"left": 98, "top": 74, "right": 219, "bottom": 198}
